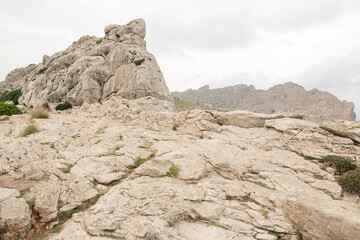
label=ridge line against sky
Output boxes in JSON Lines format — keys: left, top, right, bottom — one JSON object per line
{"left": 0, "top": 0, "right": 359, "bottom": 118}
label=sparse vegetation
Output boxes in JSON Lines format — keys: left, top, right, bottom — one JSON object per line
{"left": 338, "top": 169, "right": 360, "bottom": 195}
{"left": 292, "top": 114, "right": 306, "bottom": 120}
{"left": 96, "top": 129, "right": 105, "bottom": 134}
{"left": 252, "top": 181, "right": 275, "bottom": 190}
{"left": 38, "top": 67, "right": 48, "bottom": 74}
{"left": 57, "top": 194, "right": 100, "bottom": 222}
{"left": 239, "top": 194, "right": 256, "bottom": 203}
{"left": 172, "top": 124, "right": 177, "bottom": 131}
{"left": 173, "top": 96, "right": 213, "bottom": 112}
{"left": 268, "top": 230, "right": 281, "bottom": 237}
{"left": 134, "top": 58, "right": 145, "bottom": 66}
{"left": 59, "top": 164, "right": 74, "bottom": 173}
{"left": 96, "top": 38, "right": 102, "bottom": 44}
{"left": 68, "top": 85, "right": 74, "bottom": 91}
{"left": 52, "top": 226, "right": 61, "bottom": 233}
{"left": 0, "top": 102, "right": 22, "bottom": 116}
{"left": 0, "top": 89, "right": 22, "bottom": 104}
{"left": 20, "top": 123, "right": 38, "bottom": 137}
{"left": 215, "top": 222, "right": 224, "bottom": 228}
{"left": 167, "top": 164, "right": 180, "bottom": 177}
{"left": 117, "top": 40, "right": 124, "bottom": 43}
{"left": 119, "top": 134, "right": 123, "bottom": 140}
{"left": 319, "top": 155, "right": 356, "bottom": 175}
{"left": 134, "top": 153, "right": 155, "bottom": 168}
{"left": 30, "top": 107, "right": 49, "bottom": 119}
{"left": 26, "top": 197, "right": 36, "bottom": 209}
{"left": 115, "top": 145, "right": 124, "bottom": 150}
{"left": 217, "top": 121, "right": 223, "bottom": 126}
{"left": 259, "top": 208, "right": 269, "bottom": 218}
{"left": 55, "top": 101, "right": 72, "bottom": 111}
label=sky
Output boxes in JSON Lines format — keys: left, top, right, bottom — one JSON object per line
{"left": 0, "top": 0, "right": 360, "bottom": 119}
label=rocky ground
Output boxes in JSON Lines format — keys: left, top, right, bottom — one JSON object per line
{"left": 0, "top": 97, "right": 360, "bottom": 240}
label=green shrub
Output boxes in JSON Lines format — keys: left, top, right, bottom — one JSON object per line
{"left": 55, "top": 101, "right": 72, "bottom": 111}
{"left": 103, "top": 50, "right": 110, "bottom": 56}
{"left": 172, "top": 124, "right": 177, "bottom": 131}
{"left": 30, "top": 107, "right": 49, "bottom": 119}
{"left": 319, "top": 155, "right": 356, "bottom": 175}
{"left": 0, "top": 89, "right": 22, "bottom": 104}
{"left": 96, "top": 38, "right": 102, "bottom": 44}
{"left": 20, "top": 123, "right": 38, "bottom": 137}
{"left": 134, "top": 58, "right": 145, "bottom": 66}
{"left": 0, "top": 102, "right": 22, "bottom": 116}
{"left": 38, "top": 67, "right": 48, "bottom": 74}
{"left": 68, "top": 85, "right": 74, "bottom": 91}
{"left": 167, "top": 164, "right": 180, "bottom": 177}
{"left": 338, "top": 169, "right": 360, "bottom": 195}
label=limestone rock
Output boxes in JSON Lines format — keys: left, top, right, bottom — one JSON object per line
{"left": 1, "top": 19, "right": 174, "bottom": 112}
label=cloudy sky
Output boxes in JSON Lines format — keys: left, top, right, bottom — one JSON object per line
{"left": 1, "top": 0, "right": 360, "bottom": 118}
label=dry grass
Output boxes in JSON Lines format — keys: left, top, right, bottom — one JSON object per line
{"left": 20, "top": 123, "right": 38, "bottom": 137}
{"left": 30, "top": 107, "right": 49, "bottom": 119}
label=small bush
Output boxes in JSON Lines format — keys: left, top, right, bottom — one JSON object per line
{"left": 52, "top": 226, "right": 61, "bottom": 233}
{"left": 0, "top": 89, "right": 22, "bottom": 104}
{"left": 38, "top": 67, "right": 48, "bottom": 74}
{"left": 0, "top": 102, "right": 22, "bottom": 116}
{"left": 103, "top": 50, "right": 110, "bottom": 56}
{"left": 172, "top": 124, "right": 177, "bottom": 131}
{"left": 20, "top": 123, "right": 38, "bottom": 137}
{"left": 55, "top": 101, "right": 72, "bottom": 111}
{"left": 30, "top": 107, "right": 49, "bottom": 119}
{"left": 134, "top": 58, "right": 145, "bottom": 66}
{"left": 319, "top": 155, "right": 356, "bottom": 175}
{"left": 167, "top": 164, "right": 180, "bottom": 177}
{"left": 96, "top": 38, "right": 102, "bottom": 44}
{"left": 338, "top": 169, "right": 360, "bottom": 195}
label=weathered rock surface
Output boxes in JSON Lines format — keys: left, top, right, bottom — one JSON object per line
{"left": 0, "top": 187, "right": 32, "bottom": 237}
{"left": 172, "top": 82, "right": 356, "bottom": 122}
{"left": 0, "top": 101, "right": 359, "bottom": 240}
{"left": 0, "top": 19, "right": 174, "bottom": 111}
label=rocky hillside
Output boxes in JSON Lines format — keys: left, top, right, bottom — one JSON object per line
{"left": 0, "top": 100, "right": 360, "bottom": 240}
{"left": 172, "top": 83, "right": 356, "bottom": 122}
{"left": 0, "top": 19, "right": 174, "bottom": 111}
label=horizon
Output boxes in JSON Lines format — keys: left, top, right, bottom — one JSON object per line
{"left": 1, "top": 0, "right": 359, "bottom": 119}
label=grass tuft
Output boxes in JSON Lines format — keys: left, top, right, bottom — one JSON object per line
{"left": 20, "top": 123, "right": 38, "bottom": 137}
{"left": 30, "top": 107, "right": 49, "bottom": 119}
{"left": 38, "top": 67, "right": 48, "bottom": 74}
{"left": 252, "top": 181, "right": 275, "bottom": 190}
{"left": 167, "top": 164, "right": 180, "bottom": 177}
{"left": 96, "top": 38, "right": 102, "bottom": 44}
{"left": 59, "top": 164, "right": 74, "bottom": 173}
{"left": 134, "top": 153, "right": 155, "bottom": 168}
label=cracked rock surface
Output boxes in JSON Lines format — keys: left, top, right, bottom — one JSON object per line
{"left": 0, "top": 99, "right": 359, "bottom": 239}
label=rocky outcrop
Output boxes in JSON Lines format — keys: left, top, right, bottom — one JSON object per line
{"left": 0, "top": 99, "right": 359, "bottom": 239}
{"left": 172, "top": 82, "right": 356, "bottom": 122}
{"left": 0, "top": 19, "right": 174, "bottom": 111}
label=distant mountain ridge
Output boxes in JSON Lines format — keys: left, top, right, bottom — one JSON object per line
{"left": 172, "top": 82, "right": 356, "bottom": 122}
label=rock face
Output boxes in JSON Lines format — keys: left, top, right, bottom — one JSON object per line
{"left": 172, "top": 82, "right": 356, "bottom": 122}
{"left": 0, "top": 19, "right": 174, "bottom": 111}
{"left": 0, "top": 98, "right": 359, "bottom": 240}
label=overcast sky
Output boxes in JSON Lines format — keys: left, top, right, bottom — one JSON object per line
{"left": 1, "top": 0, "right": 359, "bottom": 118}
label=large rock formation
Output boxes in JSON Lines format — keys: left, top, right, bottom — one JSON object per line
{"left": 172, "top": 82, "right": 356, "bottom": 122}
{"left": 0, "top": 98, "right": 359, "bottom": 239}
{"left": 0, "top": 19, "right": 174, "bottom": 111}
